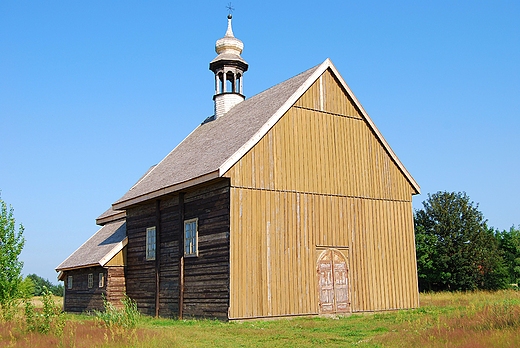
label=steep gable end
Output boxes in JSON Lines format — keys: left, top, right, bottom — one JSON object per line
{"left": 295, "top": 68, "right": 361, "bottom": 118}
{"left": 113, "top": 59, "right": 418, "bottom": 210}
{"left": 223, "top": 67, "right": 418, "bottom": 201}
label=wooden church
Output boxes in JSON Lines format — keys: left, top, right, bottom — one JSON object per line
{"left": 57, "top": 15, "right": 420, "bottom": 320}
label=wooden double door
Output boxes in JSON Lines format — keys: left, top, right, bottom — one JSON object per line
{"left": 316, "top": 248, "right": 350, "bottom": 314}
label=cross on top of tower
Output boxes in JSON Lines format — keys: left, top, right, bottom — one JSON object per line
{"left": 226, "top": 2, "right": 235, "bottom": 17}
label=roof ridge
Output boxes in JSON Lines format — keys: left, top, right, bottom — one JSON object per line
{"left": 112, "top": 62, "right": 322, "bottom": 209}
{"left": 219, "top": 59, "right": 330, "bottom": 175}
{"left": 325, "top": 61, "right": 420, "bottom": 193}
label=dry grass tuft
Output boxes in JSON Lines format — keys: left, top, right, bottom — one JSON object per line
{"left": 24, "top": 295, "right": 62, "bottom": 310}
{"left": 373, "top": 290, "right": 520, "bottom": 347}
{"left": 0, "top": 318, "right": 149, "bottom": 348}
{"left": 2, "top": 291, "right": 520, "bottom": 347}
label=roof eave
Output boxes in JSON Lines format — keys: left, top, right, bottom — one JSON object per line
{"left": 95, "top": 210, "right": 126, "bottom": 226}
{"left": 326, "top": 62, "right": 421, "bottom": 194}
{"left": 99, "top": 237, "right": 128, "bottom": 266}
{"left": 112, "top": 170, "right": 221, "bottom": 210}
{"left": 55, "top": 262, "right": 101, "bottom": 273}
{"left": 55, "top": 224, "right": 107, "bottom": 271}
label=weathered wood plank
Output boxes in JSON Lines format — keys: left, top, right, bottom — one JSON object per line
{"left": 224, "top": 70, "right": 418, "bottom": 318}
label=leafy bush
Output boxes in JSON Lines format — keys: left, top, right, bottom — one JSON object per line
{"left": 95, "top": 294, "right": 140, "bottom": 329}
{"left": 94, "top": 294, "right": 140, "bottom": 343}
{"left": 23, "top": 286, "right": 65, "bottom": 335}
{"left": 0, "top": 194, "right": 25, "bottom": 321}
{"left": 19, "top": 277, "right": 35, "bottom": 299}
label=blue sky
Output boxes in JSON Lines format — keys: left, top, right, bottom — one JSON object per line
{"left": 1, "top": 1, "right": 519, "bottom": 283}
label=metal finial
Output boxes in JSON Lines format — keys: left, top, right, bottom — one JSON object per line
{"left": 226, "top": 2, "right": 235, "bottom": 17}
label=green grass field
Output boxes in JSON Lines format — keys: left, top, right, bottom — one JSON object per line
{"left": 2, "top": 290, "right": 520, "bottom": 347}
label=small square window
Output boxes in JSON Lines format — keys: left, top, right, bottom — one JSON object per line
{"left": 184, "top": 218, "right": 198, "bottom": 257}
{"left": 88, "top": 273, "right": 93, "bottom": 288}
{"left": 99, "top": 273, "right": 104, "bottom": 288}
{"left": 146, "top": 227, "right": 156, "bottom": 260}
{"left": 67, "top": 276, "right": 73, "bottom": 290}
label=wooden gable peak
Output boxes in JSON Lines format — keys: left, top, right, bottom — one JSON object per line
{"left": 219, "top": 58, "right": 420, "bottom": 194}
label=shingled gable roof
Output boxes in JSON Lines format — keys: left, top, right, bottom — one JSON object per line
{"left": 55, "top": 219, "right": 127, "bottom": 272}
{"left": 113, "top": 58, "right": 419, "bottom": 210}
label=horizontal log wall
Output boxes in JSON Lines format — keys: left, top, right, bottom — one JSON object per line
{"left": 224, "top": 69, "right": 418, "bottom": 319}
{"left": 157, "top": 196, "right": 181, "bottom": 317}
{"left": 125, "top": 179, "right": 230, "bottom": 319}
{"left": 126, "top": 201, "right": 159, "bottom": 316}
{"left": 106, "top": 266, "right": 126, "bottom": 308}
{"left": 182, "top": 180, "right": 230, "bottom": 319}
{"left": 63, "top": 266, "right": 106, "bottom": 313}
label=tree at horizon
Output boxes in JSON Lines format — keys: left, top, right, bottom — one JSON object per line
{"left": 415, "top": 191, "right": 508, "bottom": 291}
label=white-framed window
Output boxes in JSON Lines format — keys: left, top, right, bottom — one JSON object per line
{"left": 88, "top": 273, "right": 93, "bottom": 288}
{"left": 146, "top": 226, "right": 156, "bottom": 260}
{"left": 67, "top": 275, "right": 73, "bottom": 290}
{"left": 99, "top": 273, "right": 104, "bottom": 288}
{"left": 184, "top": 218, "right": 198, "bottom": 257}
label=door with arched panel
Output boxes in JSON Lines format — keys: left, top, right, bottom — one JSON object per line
{"left": 317, "top": 249, "right": 350, "bottom": 314}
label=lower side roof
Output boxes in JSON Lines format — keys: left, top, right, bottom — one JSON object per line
{"left": 56, "top": 219, "right": 127, "bottom": 272}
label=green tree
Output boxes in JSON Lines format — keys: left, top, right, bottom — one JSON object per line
{"left": 496, "top": 225, "right": 520, "bottom": 285}
{"left": 414, "top": 191, "right": 508, "bottom": 291}
{"left": 26, "top": 274, "right": 63, "bottom": 296}
{"left": 19, "top": 276, "right": 35, "bottom": 299}
{"left": 0, "top": 194, "right": 25, "bottom": 319}
{"left": 478, "top": 226, "right": 509, "bottom": 290}
{"left": 53, "top": 283, "right": 64, "bottom": 297}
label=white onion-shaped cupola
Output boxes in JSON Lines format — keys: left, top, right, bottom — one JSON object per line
{"left": 209, "top": 14, "right": 248, "bottom": 118}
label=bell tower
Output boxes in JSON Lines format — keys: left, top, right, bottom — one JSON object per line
{"left": 209, "top": 14, "right": 248, "bottom": 119}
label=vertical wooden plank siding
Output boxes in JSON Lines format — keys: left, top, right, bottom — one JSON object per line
{"left": 105, "top": 249, "right": 126, "bottom": 267}
{"left": 224, "top": 69, "right": 418, "bottom": 319}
